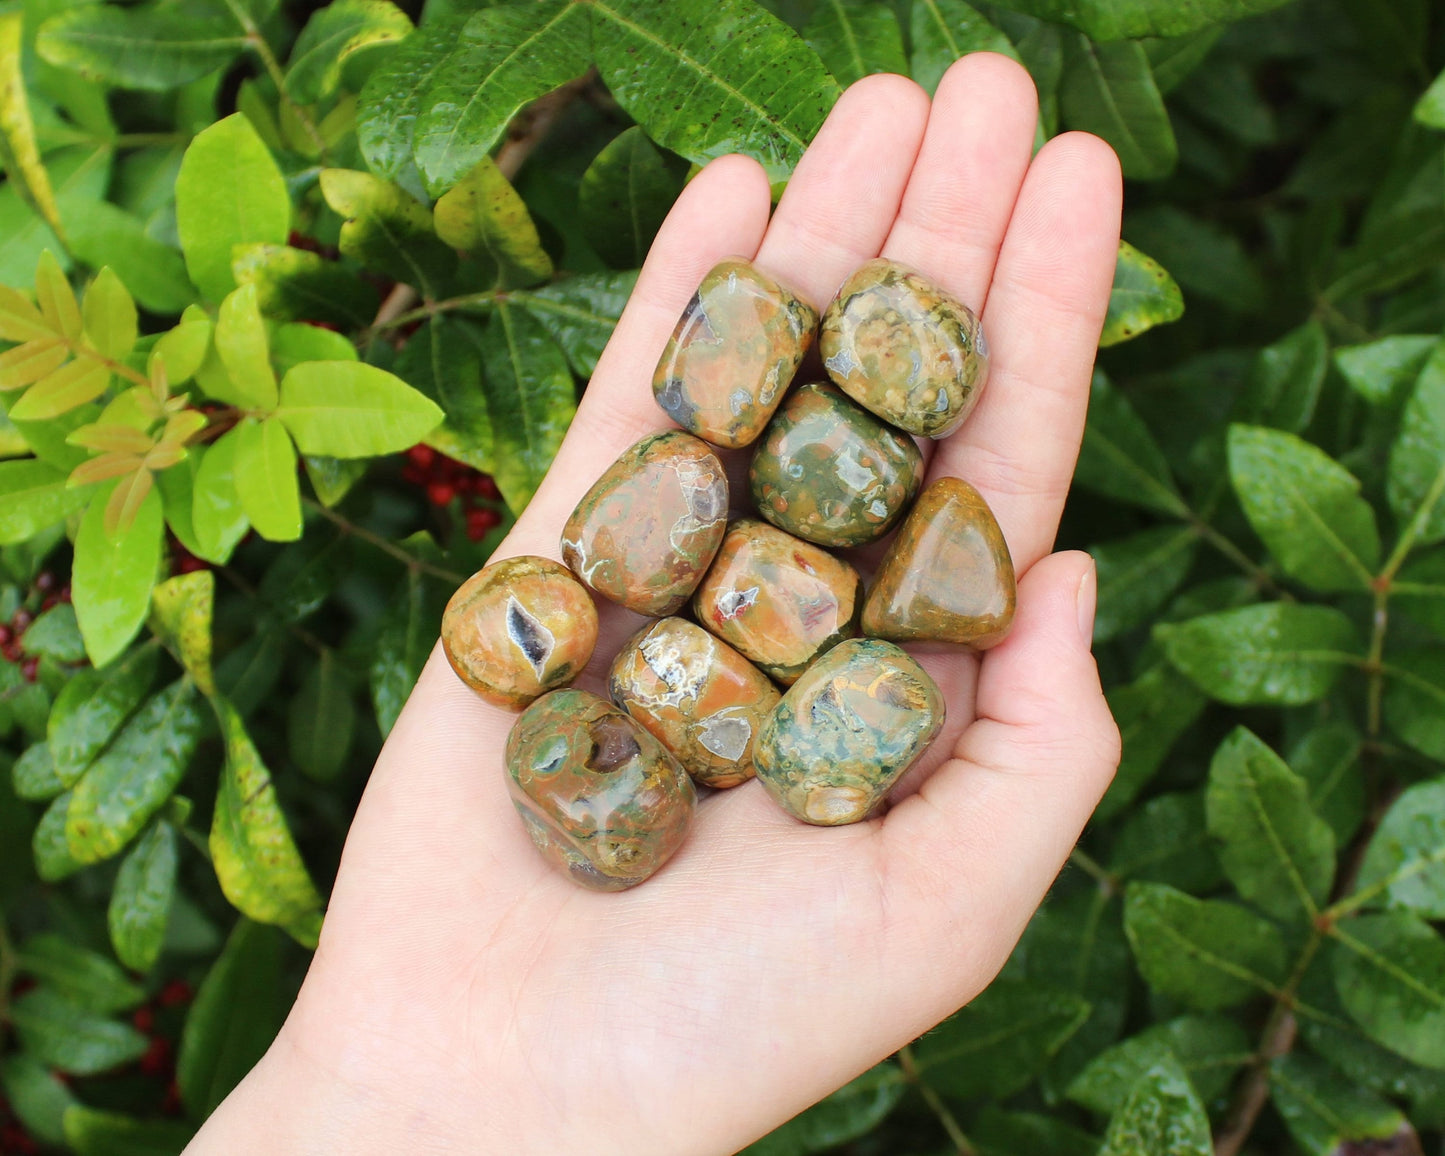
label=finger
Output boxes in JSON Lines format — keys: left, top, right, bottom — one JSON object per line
{"left": 929, "top": 132, "right": 1122, "bottom": 572}
{"left": 877, "top": 552, "right": 1120, "bottom": 1005}
{"left": 753, "top": 73, "right": 930, "bottom": 310}
{"left": 880, "top": 52, "right": 1038, "bottom": 317}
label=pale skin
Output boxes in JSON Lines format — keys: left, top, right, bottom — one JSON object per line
{"left": 186, "top": 54, "right": 1124, "bottom": 1155}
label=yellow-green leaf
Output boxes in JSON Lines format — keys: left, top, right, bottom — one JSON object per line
{"left": 433, "top": 157, "right": 552, "bottom": 288}
{"left": 214, "top": 284, "right": 277, "bottom": 410}
{"left": 9, "top": 359, "right": 109, "bottom": 422}
{"left": 0, "top": 339, "right": 67, "bottom": 391}
{"left": 107, "top": 820, "right": 178, "bottom": 974}
{"left": 0, "top": 284, "right": 53, "bottom": 342}
{"left": 231, "top": 416, "right": 301, "bottom": 541}
{"left": 0, "top": 457, "right": 90, "bottom": 543}
{"left": 150, "top": 570, "right": 216, "bottom": 696}
{"left": 0, "top": 13, "right": 64, "bottom": 242}
{"left": 190, "top": 431, "right": 250, "bottom": 562}
{"left": 80, "top": 268, "right": 137, "bottom": 361}
{"left": 149, "top": 307, "right": 212, "bottom": 386}
{"left": 34, "top": 249, "right": 80, "bottom": 340}
{"left": 276, "top": 361, "right": 443, "bottom": 458}
{"left": 71, "top": 482, "right": 165, "bottom": 668}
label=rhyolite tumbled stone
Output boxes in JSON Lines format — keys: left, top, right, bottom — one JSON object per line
{"left": 506, "top": 689, "right": 696, "bottom": 891}
{"left": 609, "top": 617, "right": 780, "bottom": 789}
{"left": 862, "top": 476, "right": 1016, "bottom": 649}
{"left": 692, "top": 518, "right": 861, "bottom": 685}
{"left": 749, "top": 381, "right": 923, "bottom": 547}
{"left": 820, "top": 258, "right": 988, "bottom": 439}
{"left": 754, "top": 638, "right": 944, "bottom": 826}
{"left": 653, "top": 258, "right": 818, "bottom": 449}
{"left": 561, "top": 430, "right": 728, "bottom": 616}
{"left": 441, "top": 555, "right": 598, "bottom": 709}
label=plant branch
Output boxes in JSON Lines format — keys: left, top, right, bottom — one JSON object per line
{"left": 216, "top": 565, "right": 331, "bottom": 657}
{"left": 1189, "top": 517, "right": 1289, "bottom": 599}
{"left": 303, "top": 498, "right": 465, "bottom": 584}
{"left": 494, "top": 72, "right": 595, "bottom": 180}
{"left": 1364, "top": 584, "right": 1390, "bottom": 737}
{"left": 899, "top": 1046, "right": 975, "bottom": 1156}
{"left": 220, "top": 0, "right": 328, "bottom": 162}
{"left": 1068, "top": 846, "right": 1117, "bottom": 895}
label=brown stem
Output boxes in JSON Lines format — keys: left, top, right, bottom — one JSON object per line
{"left": 372, "top": 283, "right": 419, "bottom": 330}
{"left": 0, "top": 918, "right": 16, "bottom": 1035}
{"left": 1213, "top": 1005, "right": 1299, "bottom": 1156}
{"left": 899, "top": 1046, "right": 975, "bottom": 1156}
{"left": 494, "top": 72, "right": 595, "bottom": 180}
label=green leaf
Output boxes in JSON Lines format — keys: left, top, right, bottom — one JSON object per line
{"left": 910, "top": 978, "right": 1090, "bottom": 1099}
{"left": 61, "top": 1107, "right": 194, "bottom": 1155}
{"left": 394, "top": 315, "right": 492, "bottom": 472}
{"left": 1097, "top": 663, "right": 1205, "bottom": 821}
{"left": 231, "top": 417, "right": 301, "bottom": 542}
{"left": 16, "top": 934, "right": 144, "bottom": 1013}
{"left": 276, "top": 360, "right": 443, "bottom": 458}
{"left": 0, "top": 457, "right": 90, "bottom": 543}
{"left": 231, "top": 243, "right": 379, "bottom": 329}
{"left": 66, "top": 678, "right": 203, "bottom": 866}
{"left": 577, "top": 127, "right": 681, "bottom": 271}
{"left": 67, "top": 201, "right": 197, "bottom": 316}
{"left": 1123, "top": 882, "right": 1287, "bottom": 1010}
{"left": 1334, "top": 334, "right": 1436, "bottom": 408}
{"left": 1288, "top": 721, "right": 1366, "bottom": 847}
{"left": 36, "top": 4, "right": 245, "bottom": 91}
{"left": 209, "top": 700, "right": 323, "bottom": 940}
{"left": 23, "top": 602, "right": 85, "bottom": 663}
{"left": 1383, "top": 648, "right": 1445, "bottom": 762}
{"left": 177, "top": 918, "right": 286, "bottom": 1120}
{"left": 411, "top": 0, "right": 591, "bottom": 196}
{"left": 108, "top": 819, "right": 178, "bottom": 973}
{"left": 803, "top": 0, "right": 908, "bottom": 89}
{"left": 1109, "top": 791, "right": 1223, "bottom": 894}
{"left": 32, "top": 790, "right": 83, "bottom": 881}
{"left": 1155, "top": 602, "right": 1361, "bottom": 706}
{"left": 0, "top": 1053, "right": 77, "bottom": 1146}
{"left": 477, "top": 301, "right": 576, "bottom": 512}
{"left": 288, "top": 651, "right": 355, "bottom": 782}
{"left": 81, "top": 268, "right": 138, "bottom": 363}
{"left": 1270, "top": 1052, "right": 1408, "bottom": 1156}
{"left": 968, "top": 1107, "right": 1099, "bottom": 1156}
{"left": 988, "top": 0, "right": 1293, "bottom": 40}
{"left": 1096, "top": 1054, "right": 1211, "bottom": 1156}
{"left": 1415, "top": 67, "right": 1445, "bottom": 130}
{"left": 1388, "top": 340, "right": 1445, "bottom": 550}
{"left": 518, "top": 270, "right": 637, "bottom": 377}
{"left": 1240, "top": 318, "right": 1331, "bottom": 434}
{"left": 213, "top": 284, "right": 278, "bottom": 410}
{"left": 49, "top": 644, "right": 159, "bottom": 785}
{"left": 433, "top": 157, "right": 554, "bottom": 288}
{"left": 150, "top": 570, "right": 217, "bottom": 697}
{"left": 1353, "top": 778, "right": 1445, "bottom": 921}
{"left": 0, "top": 13, "right": 64, "bottom": 240}
{"left": 741, "top": 1063, "right": 905, "bottom": 1155}
{"left": 1332, "top": 912, "right": 1445, "bottom": 1069}
{"left": 1068, "top": 1016, "right": 1251, "bottom": 1116}
{"left": 1092, "top": 526, "right": 1197, "bottom": 643}
{"left": 318, "top": 168, "right": 457, "bottom": 297}
{"left": 150, "top": 309, "right": 213, "bottom": 386}
{"left": 272, "top": 323, "right": 358, "bottom": 377}
{"left": 370, "top": 568, "right": 436, "bottom": 736}
{"left": 1099, "top": 241, "right": 1184, "bottom": 347}
{"left": 1228, "top": 424, "right": 1380, "bottom": 592}
{"left": 1059, "top": 34, "right": 1175, "bottom": 181}
{"left": 285, "top": 0, "right": 412, "bottom": 105}
{"left": 12, "top": 740, "right": 64, "bottom": 801}
{"left": 1123, "top": 205, "right": 1265, "bottom": 314}
{"left": 9, "top": 987, "right": 148, "bottom": 1075}
{"left": 1076, "top": 373, "right": 1187, "bottom": 517}
{"left": 176, "top": 114, "right": 291, "bottom": 302}
{"left": 71, "top": 483, "right": 165, "bottom": 668}
{"left": 909, "top": 0, "right": 1016, "bottom": 96}
{"left": 1205, "top": 726, "right": 1335, "bottom": 922}
{"left": 190, "top": 431, "right": 250, "bottom": 563}
{"left": 8, "top": 359, "right": 110, "bottom": 422}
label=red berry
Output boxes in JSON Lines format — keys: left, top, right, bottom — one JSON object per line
{"left": 20, "top": 657, "right": 39, "bottom": 683}
{"left": 465, "top": 508, "right": 502, "bottom": 542}
{"left": 1, "top": 642, "right": 21, "bottom": 664}
{"left": 40, "top": 595, "right": 58, "bottom": 612}
{"left": 476, "top": 475, "right": 500, "bottom": 501}
{"left": 11, "top": 608, "right": 32, "bottom": 634}
{"left": 34, "top": 571, "right": 55, "bottom": 593}
{"left": 59, "top": 585, "right": 71, "bottom": 603}
{"left": 427, "top": 481, "right": 456, "bottom": 507}
{"left": 158, "top": 980, "right": 192, "bottom": 1007}
{"left": 133, "top": 1006, "right": 155, "bottom": 1033}
{"left": 139, "top": 1036, "right": 171, "bottom": 1076}
{"left": 162, "top": 1080, "right": 183, "bottom": 1116}
{"left": 178, "top": 556, "right": 209, "bottom": 575}
{"left": 0, "top": 624, "right": 10, "bottom": 647}
{"left": 401, "top": 464, "right": 426, "bottom": 485}
{"left": 1, "top": 1124, "right": 39, "bottom": 1154}
{"left": 407, "top": 444, "right": 435, "bottom": 469}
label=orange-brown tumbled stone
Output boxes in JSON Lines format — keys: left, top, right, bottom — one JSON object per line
{"left": 609, "top": 618, "right": 780, "bottom": 788}
{"left": 652, "top": 258, "right": 818, "bottom": 449}
{"left": 561, "top": 431, "right": 728, "bottom": 616}
{"left": 862, "top": 477, "right": 1015, "bottom": 648}
{"left": 442, "top": 555, "right": 599, "bottom": 709}
{"left": 692, "top": 519, "right": 861, "bottom": 685}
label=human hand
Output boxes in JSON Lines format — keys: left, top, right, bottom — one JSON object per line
{"left": 187, "top": 52, "right": 1123, "bottom": 1156}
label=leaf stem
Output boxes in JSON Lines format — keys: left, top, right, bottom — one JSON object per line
{"left": 0, "top": 917, "right": 15, "bottom": 1034}
{"left": 1068, "top": 846, "right": 1117, "bottom": 895}
{"left": 220, "top": 0, "right": 328, "bottom": 163}
{"left": 898, "top": 1045, "right": 975, "bottom": 1156}
{"left": 303, "top": 498, "right": 465, "bottom": 584}
{"left": 1364, "top": 584, "right": 1390, "bottom": 737}
{"left": 1188, "top": 516, "right": 1288, "bottom": 599}
{"left": 1380, "top": 461, "right": 1445, "bottom": 581}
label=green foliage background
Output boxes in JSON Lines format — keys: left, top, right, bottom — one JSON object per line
{"left": 0, "top": 0, "right": 1443, "bottom": 1152}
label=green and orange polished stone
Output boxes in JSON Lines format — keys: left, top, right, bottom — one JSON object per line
{"left": 609, "top": 617, "right": 780, "bottom": 789}
{"left": 692, "top": 518, "right": 861, "bottom": 685}
{"left": 561, "top": 430, "right": 728, "bottom": 616}
{"left": 819, "top": 258, "right": 988, "bottom": 439}
{"left": 749, "top": 381, "right": 923, "bottom": 547}
{"left": 506, "top": 689, "right": 696, "bottom": 891}
{"left": 441, "top": 555, "right": 598, "bottom": 709}
{"left": 862, "top": 476, "right": 1016, "bottom": 649}
{"left": 652, "top": 258, "right": 819, "bottom": 449}
{"left": 754, "top": 638, "right": 945, "bottom": 826}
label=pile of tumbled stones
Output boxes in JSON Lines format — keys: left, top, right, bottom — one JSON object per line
{"left": 441, "top": 257, "right": 1016, "bottom": 891}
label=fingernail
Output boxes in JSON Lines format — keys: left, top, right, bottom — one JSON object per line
{"left": 1076, "top": 557, "right": 1097, "bottom": 646}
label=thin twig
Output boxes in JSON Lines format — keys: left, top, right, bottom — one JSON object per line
{"left": 1068, "top": 847, "right": 1117, "bottom": 895}
{"left": 217, "top": 565, "right": 331, "bottom": 657}
{"left": 372, "top": 284, "right": 420, "bottom": 330}
{"left": 899, "top": 1046, "right": 975, "bottom": 1156}
{"left": 303, "top": 499, "right": 465, "bottom": 584}
{"left": 1189, "top": 517, "right": 1289, "bottom": 599}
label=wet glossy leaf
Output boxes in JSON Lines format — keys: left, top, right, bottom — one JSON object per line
{"left": 1109, "top": 791, "right": 1223, "bottom": 894}
{"left": 395, "top": 315, "right": 492, "bottom": 472}
{"left": 213, "top": 284, "right": 277, "bottom": 410}
{"left": 803, "top": 0, "right": 907, "bottom": 89}
{"left": 434, "top": 157, "right": 553, "bottom": 288}
{"left": 71, "top": 482, "right": 164, "bottom": 668}
{"left": 319, "top": 168, "right": 456, "bottom": 296}
{"left": 1334, "top": 334, "right": 1436, "bottom": 408}
{"left": 36, "top": 4, "right": 245, "bottom": 91}
{"left": 66, "top": 678, "right": 203, "bottom": 866}
{"left": 1155, "top": 602, "right": 1361, "bottom": 706}
{"left": 16, "top": 934, "right": 144, "bottom": 1013}
{"left": 231, "top": 417, "right": 301, "bottom": 542}
{"left": 1096, "top": 1054, "right": 1210, "bottom": 1156}
{"left": 1354, "top": 778, "right": 1445, "bottom": 920}
{"left": 176, "top": 114, "right": 290, "bottom": 302}
{"left": 910, "top": 0, "right": 1015, "bottom": 95}
{"left": 742, "top": 1064, "right": 904, "bottom": 1155}
{"left": 1287, "top": 721, "right": 1366, "bottom": 846}
{"left": 285, "top": 0, "right": 412, "bottom": 105}
{"left": 1271, "top": 1052, "right": 1407, "bottom": 1155}
{"left": 108, "top": 819, "right": 178, "bottom": 973}
{"left": 48, "top": 644, "right": 159, "bottom": 784}
{"left": 32, "top": 790, "right": 83, "bottom": 881}
{"left": 0, "top": 457, "right": 90, "bottom": 543}
{"left": 1332, "top": 912, "right": 1445, "bottom": 1069}
{"left": 370, "top": 569, "right": 436, "bottom": 736}
{"left": 1123, "top": 882, "right": 1287, "bottom": 1009}
{"left": 150, "top": 570, "right": 216, "bottom": 696}
{"left": 177, "top": 918, "right": 286, "bottom": 1120}
{"left": 1384, "top": 648, "right": 1445, "bottom": 762}
{"left": 1068, "top": 1015, "right": 1251, "bottom": 1115}
{"left": 22, "top": 602, "right": 84, "bottom": 662}
{"left": 10, "top": 987, "right": 148, "bottom": 1075}
{"left": 12, "top": 739, "right": 64, "bottom": 800}
{"left": 577, "top": 127, "right": 681, "bottom": 271}
{"left": 1100, "top": 241, "right": 1184, "bottom": 347}
{"left": 190, "top": 432, "right": 250, "bottom": 563}
{"left": 1092, "top": 526, "right": 1197, "bottom": 643}
{"left": 0, "top": 13, "right": 64, "bottom": 239}
{"left": 1076, "top": 374, "right": 1187, "bottom": 517}
{"left": 518, "top": 270, "right": 637, "bottom": 377}
{"left": 1097, "top": 664, "right": 1206, "bottom": 821}
{"left": 990, "top": 0, "right": 1294, "bottom": 40}
{"left": 1124, "top": 205, "right": 1264, "bottom": 313}
{"left": 1388, "top": 341, "right": 1445, "bottom": 549}
{"left": 62, "top": 1107, "right": 194, "bottom": 1155}
{"left": 1240, "top": 318, "right": 1330, "bottom": 434}
{"left": 968, "top": 1107, "right": 1099, "bottom": 1156}
{"left": 231, "top": 243, "right": 378, "bottom": 329}
{"left": 277, "top": 360, "right": 443, "bottom": 458}
{"left": 1060, "top": 34, "right": 1175, "bottom": 181}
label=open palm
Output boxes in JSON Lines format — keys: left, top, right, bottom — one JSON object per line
{"left": 190, "top": 53, "right": 1123, "bottom": 1156}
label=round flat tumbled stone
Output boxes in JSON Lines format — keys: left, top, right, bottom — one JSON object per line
{"left": 506, "top": 689, "right": 696, "bottom": 891}
{"left": 749, "top": 381, "right": 923, "bottom": 547}
{"left": 653, "top": 257, "right": 819, "bottom": 449}
{"left": 561, "top": 430, "right": 728, "bottom": 616}
{"left": 819, "top": 258, "right": 988, "bottom": 439}
{"left": 692, "top": 518, "right": 861, "bottom": 685}
{"left": 609, "top": 617, "right": 780, "bottom": 789}
{"left": 862, "top": 476, "right": 1016, "bottom": 649}
{"left": 754, "top": 638, "right": 944, "bottom": 826}
{"left": 441, "top": 555, "right": 598, "bottom": 709}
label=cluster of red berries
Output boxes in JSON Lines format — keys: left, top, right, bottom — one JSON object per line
{"left": 130, "top": 979, "right": 195, "bottom": 1113}
{"left": 171, "top": 540, "right": 211, "bottom": 576}
{"left": 402, "top": 444, "right": 505, "bottom": 542}
{"left": 0, "top": 572, "right": 71, "bottom": 683}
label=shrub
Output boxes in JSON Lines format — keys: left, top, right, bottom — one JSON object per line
{"left": 0, "top": 0, "right": 1442, "bottom": 1152}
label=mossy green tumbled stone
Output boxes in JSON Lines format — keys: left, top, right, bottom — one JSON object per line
{"left": 506, "top": 689, "right": 696, "bottom": 890}
{"left": 754, "top": 638, "right": 944, "bottom": 826}
{"left": 749, "top": 382, "right": 923, "bottom": 547}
